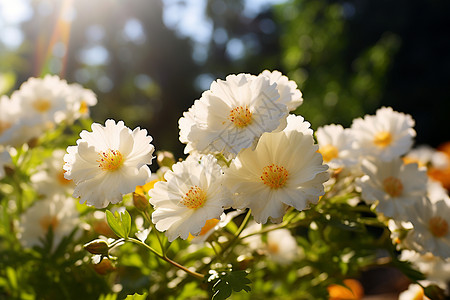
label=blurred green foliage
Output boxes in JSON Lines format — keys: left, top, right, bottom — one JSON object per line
{"left": 1, "top": 0, "right": 449, "bottom": 157}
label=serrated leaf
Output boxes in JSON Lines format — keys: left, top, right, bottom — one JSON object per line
{"left": 211, "top": 270, "right": 251, "bottom": 300}
{"left": 106, "top": 210, "right": 131, "bottom": 239}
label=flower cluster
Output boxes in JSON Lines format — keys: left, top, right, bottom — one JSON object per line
{"left": 2, "top": 71, "right": 450, "bottom": 299}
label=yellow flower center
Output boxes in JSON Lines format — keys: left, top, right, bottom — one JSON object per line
{"left": 402, "top": 157, "right": 426, "bottom": 168}
{"left": 0, "top": 121, "right": 12, "bottom": 135}
{"left": 181, "top": 186, "right": 207, "bottom": 209}
{"left": 32, "top": 98, "right": 52, "bottom": 112}
{"left": 318, "top": 144, "right": 339, "bottom": 162}
{"left": 383, "top": 176, "right": 403, "bottom": 197}
{"left": 260, "top": 164, "right": 289, "bottom": 189}
{"left": 97, "top": 149, "right": 124, "bottom": 171}
{"left": 40, "top": 215, "right": 59, "bottom": 231}
{"left": 79, "top": 101, "right": 89, "bottom": 115}
{"left": 411, "top": 288, "right": 424, "bottom": 300}
{"left": 429, "top": 216, "right": 448, "bottom": 237}
{"left": 373, "top": 131, "right": 392, "bottom": 148}
{"left": 267, "top": 242, "right": 280, "bottom": 254}
{"left": 57, "top": 169, "right": 72, "bottom": 185}
{"left": 229, "top": 105, "right": 252, "bottom": 128}
{"left": 199, "top": 218, "right": 220, "bottom": 235}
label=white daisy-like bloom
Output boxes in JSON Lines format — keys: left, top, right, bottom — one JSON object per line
{"left": 149, "top": 154, "right": 232, "bottom": 242}
{"left": 65, "top": 83, "right": 98, "bottom": 123}
{"left": 400, "top": 250, "right": 450, "bottom": 290}
{"left": 388, "top": 219, "right": 414, "bottom": 250}
{"left": 0, "top": 148, "right": 12, "bottom": 179}
{"left": 0, "top": 95, "right": 19, "bottom": 141}
{"left": 18, "top": 194, "right": 79, "bottom": 250}
{"left": 224, "top": 117, "right": 329, "bottom": 224}
{"left": 398, "top": 284, "right": 430, "bottom": 300}
{"left": 404, "top": 197, "right": 450, "bottom": 259}
{"left": 64, "top": 119, "right": 154, "bottom": 208}
{"left": 315, "top": 124, "right": 357, "bottom": 169}
{"left": 179, "top": 73, "right": 288, "bottom": 157}
{"left": 10, "top": 74, "right": 71, "bottom": 126}
{"left": 356, "top": 157, "right": 427, "bottom": 219}
{"left": 350, "top": 107, "right": 416, "bottom": 161}
{"left": 0, "top": 95, "right": 43, "bottom": 147}
{"left": 266, "top": 229, "right": 300, "bottom": 265}
{"left": 260, "top": 70, "right": 303, "bottom": 111}
{"left": 31, "top": 149, "right": 75, "bottom": 196}
{"left": 404, "top": 144, "right": 450, "bottom": 169}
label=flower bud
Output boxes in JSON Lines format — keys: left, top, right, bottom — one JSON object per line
{"left": 133, "top": 192, "right": 149, "bottom": 211}
{"left": 156, "top": 151, "right": 175, "bottom": 168}
{"left": 84, "top": 239, "right": 109, "bottom": 255}
{"left": 92, "top": 258, "right": 116, "bottom": 275}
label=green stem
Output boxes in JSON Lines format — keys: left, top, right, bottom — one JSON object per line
{"left": 218, "top": 209, "right": 252, "bottom": 261}
{"left": 143, "top": 210, "right": 166, "bottom": 255}
{"left": 128, "top": 237, "right": 205, "bottom": 280}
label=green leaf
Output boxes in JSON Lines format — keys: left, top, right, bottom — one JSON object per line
{"left": 123, "top": 292, "right": 148, "bottom": 299}
{"left": 210, "top": 270, "right": 251, "bottom": 300}
{"left": 106, "top": 210, "right": 132, "bottom": 239}
{"left": 0, "top": 72, "right": 16, "bottom": 95}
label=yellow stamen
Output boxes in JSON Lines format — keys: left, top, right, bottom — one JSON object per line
{"left": 32, "top": 98, "right": 52, "bottom": 112}
{"left": 57, "top": 169, "right": 72, "bottom": 185}
{"left": 97, "top": 149, "right": 124, "bottom": 171}
{"left": 318, "top": 144, "right": 339, "bottom": 162}
{"left": 267, "top": 242, "right": 280, "bottom": 254}
{"left": 79, "top": 101, "right": 89, "bottom": 115}
{"left": 40, "top": 215, "right": 59, "bottom": 231}
{"left": 429, "top": 216, "right": 448, "bottom": 237}
{"left": 229, "top": 105, "right": 252, "bottom": 128}
{"left": 373, "top": 131, "right": 392, "bottom": 148}
{"left": 260, "top": 164, "right": 289, "bottom": 189}
{"left": 180, "top": 186, "right": 207, "bottom": 209}
{"left": 383, "top": 176, "right": 403, "bottom": 197}
{"left": 402, "top": 157, "right": 426, "bottom": 168}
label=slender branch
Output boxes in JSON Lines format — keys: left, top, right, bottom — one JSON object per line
{"left": 128, "top": 237, "right": 164, "bottom": 259}
{"left": 127, "top": 237, "right": 205, "bottom": 280}
{"left": 142, "top": 209, "right": 166, "bottom": 255}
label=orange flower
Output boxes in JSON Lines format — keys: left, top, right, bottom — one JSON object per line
{"left": 328, "top": 279, "right": 364, "bottom": 300}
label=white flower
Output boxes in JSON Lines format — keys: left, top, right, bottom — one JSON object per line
{"left": 65, "top": 83, "right": 98, "bottom": 123}
{"left": 356, "top": 157, "right": 427, "bottom": 219}
{"left": 10, "top": 74, "right": 71, "bottom": 125}
{"left": 0, "top": 148, "right": 11, "bottom": 179}
{"left": 149, "top": 154, "right": 231, "bottom": 242}
{"left": 350, "top": 107, "right": 415, "bottom": 161}
{"left": 0, "top": 95, "right": 43, "bottom": 147}
{"left": 260, "top": 70, "right": 303, "bottom": 111}
{"left": 179, "top": 73, "right": 288, "bottom": 157}
{"left": 266, "top": 229, "right": 300, "bottom": 265}
{"left": 18, "top": 194, "right": 79, "bottom": 250}
{"left": 400, "top": 250, "right": 450, "bottom": 290}
{"left": 64, "top": 119, "right": 154, "bottom": 208}
{"left": 404, "top": 145, "right": 449, "bottom": 169}
{"left": 315, "top": 124, "right": 357, "bottom": 169}
{"left": 224, "top": 117, "right": 329, "bottom": 224}
{"left": 399, "top": 284, "right": 429, "bottom": 300}
{"left": 405, "top": 197, "right": 450, "bottom": 259}
{"left": 31, "top": 149, "right": 75, "bottom": 196}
